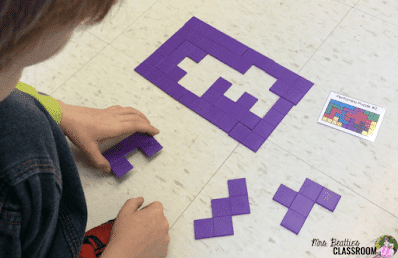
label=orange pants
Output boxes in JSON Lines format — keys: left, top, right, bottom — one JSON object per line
{"left": 79, "top": 219, "right": 115, "bottom": 258}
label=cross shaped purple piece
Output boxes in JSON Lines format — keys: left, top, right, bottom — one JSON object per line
{"left": 102, "top": 132, "right": 163, "bottom": 177}
{"left": 194, "top": 178, "right": 250, "bottom": 240}
{"left": 135, "top": 16, "right": 314, "bottom": 153}
{"left": 273, "top": 178, "right": 341, "bottom": 234}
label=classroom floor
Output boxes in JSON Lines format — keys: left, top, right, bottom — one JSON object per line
{"left": 21, "top": 0, "right": 398, "bottom": 257}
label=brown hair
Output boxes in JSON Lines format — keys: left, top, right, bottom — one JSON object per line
{"left": 0, "top": 0, "right": 123, "bottom": 72}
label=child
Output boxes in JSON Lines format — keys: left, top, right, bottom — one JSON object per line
{"left": 0, "top": 0, "right": 170, "bottom": 257}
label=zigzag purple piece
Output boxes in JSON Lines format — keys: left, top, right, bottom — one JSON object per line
{"left": 102, "top": 132, "right": 163, "bottom": 177}
{"left": 135, "top": 16, "right": 314, "bottom": 153}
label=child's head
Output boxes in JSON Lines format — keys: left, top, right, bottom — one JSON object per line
{"left": 0, "top": 0, "right": 122, "bottom": 73}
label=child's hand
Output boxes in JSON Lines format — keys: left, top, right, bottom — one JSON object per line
{"left": 60, "top": 104, "right": 160, "bottom": 172}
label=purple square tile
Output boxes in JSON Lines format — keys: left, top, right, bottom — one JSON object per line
{"left": 266, "top": 62, "right": 288, "bottom": 79}
{"left": 292, "top": 76, "right": 314, "bottom": 94}
{"left": 156, "top": 34, "right": 185, "bottom": 57}
{"left": 134, "top": 61, "right": 154, "bottom": 77}
{"left": 214, "top": 95, "right": 234, "bottom": 113}
{"left": 203, "top": 105, "right": 225, "bottom": 124}
{"left": 156, "top": 74, "right": 173, "bottom": 91}
{"left": 316, "top": 187, "right": 341, "bottom": 212}
{"left": 188, "top": 47, "right": 207, "bottom": 63}
{"left": 299, "top": 178, "right": 323, "bottom": 202}
{"left": 272, "top": 98, "right": 294, "bottom": 115}
{"left": 196, "top": 21, "right": 216, "bottom": 37}
{"left": 233, "top": 57, "right": 252, "bottom": 74}
{"left": 228, "top": 178, "right": 248, "bottom": 197}
{"left": 263, "top": 109, "right": 285, "bottom": 127}
{"left": 207, "top": 28, "right": 225, "bottom": 42}
{"left": 283, "top": 87, "right": 306, "bottom": 105}
{"left": 228, "top": 123, "right": 251, "bottom": 143}
{"left": 230, "top": 195, "right": 250, "bottom": 216}
{"left": 211, "top": 198, "right": 232, "bottom": 218}
{"left": 226, "top": 103, "right": 248, "bottom": 121}
{"left": 179, "top": 91, "right": 200, "bottom": 109}
{"left": 269, "top": 80, "right": 291, "bottom": 97}
{"left": 193, "top": 99, "right": 213, "bottom": 117}
{"left": 174, "top": 24, "right": 195, "bottom": 39}
{"left": 194, "top": 218, "right": 214, "bottom": 239}
{"left": 218, "top": 35, "right": 249, "bottom": 56}
{"left": 145, "top": 52, "right": 165, "bottom": 67}
{"left": 241, "top": 48, "right": 258, "bottom": 61}
{"left": 215, "top": 114, "right": 238, "bottom": 133}
{"left": 196, "top": 37, "right": 217, "bottom": 53}
{"left": 211, "top": 77, "right": 232, "bottom": 94}
{"left": 209, "top": 43, "right": 229, "bottom": 63}
{"left": 272, "top": 184, "right": 297, "bottom": 208}
{"left": 167, "top": 65, "right": 187, "bottom": 82}
{"left": 186, "top": 30, "right": 206, "bottom": 46}
{"left": 290, "top": 193, "right": 314, "bottom": 217}
{"left": 185, "top": 16, "right": 204, "bottom": 30}
{"left": 241, "top": 49, "right": 274, "bottom": 72}
{"left": 279, "top": 69, "right": 300, "bottom": 85}
{"left": 177, "top": 40, "right": 196, "bottom": 55}
{"left": 240, "top": 111, "right": 261, "bottom": 130}
{"left": 281, "top": 209, "right": 306, "bottom": 235}
{"left": 240, "top": 132, "right": 265, "bottom": 152}
{"left": 213, "top": 216, "right": 234, "bottom": 237}
{"left": 111, "top": 157, "right": 134, "bottom": 178}
{"left": 146, "top": 68, "right": 165, "bottom": 84}
{"left": 236, "top": 92, "right": 258, "bottom": 110}
{"left": 253, "top": 120, "right": 275, "bottom": 139}
{"left": 166, "top": 83, "right": 187, "bottom": 100}
{"left": 201, "top": 88, "right": 223, "bottom": 104}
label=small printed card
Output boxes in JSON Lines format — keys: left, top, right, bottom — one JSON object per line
{"left": 317, "top": 92, "right": 386, "bottom": 142}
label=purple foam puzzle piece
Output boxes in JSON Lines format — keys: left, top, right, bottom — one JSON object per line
{"left": 215, "top": 114, "right": 238, "bottom": 133}
{"left": 134, "top": 61, "right": 154, "bottom": 77}
{"left": 177, "top": 40, "right": 196, "bottom": 55}
{"left": 146, "top": 68, "right": 165, "bottom": 85}
{"left": 210, "top": 77, "right": 232, "bottom": 94}
{"left": 174, "top": 24, "right": 195, "bottom": 39}
{"left": 240, "top": 131, "right": 265, "bottom": 152}
{"left": 269, "top": 80, "right": 291, "bottom": 97}
{"left": 211, "top": 198, "right": 232, "bottom": 218}
{"left": 156, "top": 34, "right": 185, "bottom": 57}
{"left": 218, "top": 35, "right": 248, "bottom": 56}
{"left": 214, "top": 95, "right": 235, "bottom": 113}
{"left": 213, "top": 216, "right": 234, "bottom": 237}
{"left": 226, "top": 103, "right": 248, "bottom": 121}
{"left": 279, "top": 68, "right": 300, "bottom": 85}
{"left": 281, "top": 209, "right": 306, "bottom": 235}
{"left": 273, "top": 184, "right": 297, "bottom": 208}
{"left": 292, "top": 76, "right": 314, "bottom": 94}
{"left": 299, "top": 178, "right": 323, "bottom": 202}
{"left": 193, "top": 98, "right": 213, "bottom": 117}
{"left": 103, "top": 134, "right": 141, "bottom": 162}
{"left": 203, "top": 105, "right": 225, "bottom": 124}
{"left": 186, "top": 30, "right": 206, "bottom": 46}
{"left": 167, "top": 65, "right": 187, "bottom": 82}
{"left": 230, "top": 195, "right": 250, "bottom": 215}
{"left": 163, "top": 81, "right": 187, "bottom": 100}
{"left": 157, "top": 49, "right": 187, "bottom": 74}
{"left": 283, "top": 87, "right": 306, "bottom": 105}
{"left": 263, "top": 109, "right": 285, "bottom": 127}
{"left": 138, "top": 137, "right": 163, "bottom": 157}
{"left": 228, "top": 178, "right": 248, "bottom": 197}
{"left": 194, "top": 218, "right": 215, "bottom": 239}
{"left": 241, "top": 48, "right": 274, "bottom": 71}
{"left": 145, "top": 52, "right": 165, "bottom": 67}
{"left": 239, "top": 111, "right": 261, "bottom": 130}
{"left": 179, "top": 91, "right": 201, "bottom": 110}
{"left": 109, "top": 157, "right": 134, "bottom": 178}
{"left": 272, "top": 98, "right": 294, "bottom": 115}
{"left": 316, "top": 187, "right": 341, "bottom": 212}
{"left": 196, "top": 21, "right": 218, "bottom": 37}
{"left": 253, "top": 120, "right": 275, "bottom": 139}
{"left": 196, "top": 37, "right": 217, "bottom": 53}
{"left": 229, "top": 123, "right": 251, "bottom": 143}
{"left": 201, "top": 87, "right": 223, "bottom": 104}
{"left": 236, "top": 92, "right": 258, "bottom": 110}
{"left": 266, "top": 62, "right": 288, "bottom": 79}
{"left": 187, "top": 47, "right": 207, "bottom": 63}
{"left": 289, "top": 193, "right": 315, "bottom": 217}
{"left": 185, "top": 16, "right": 204, "bottom": 30}
{"left": 207, "top": 28, "right": 226, "bottom": 42}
